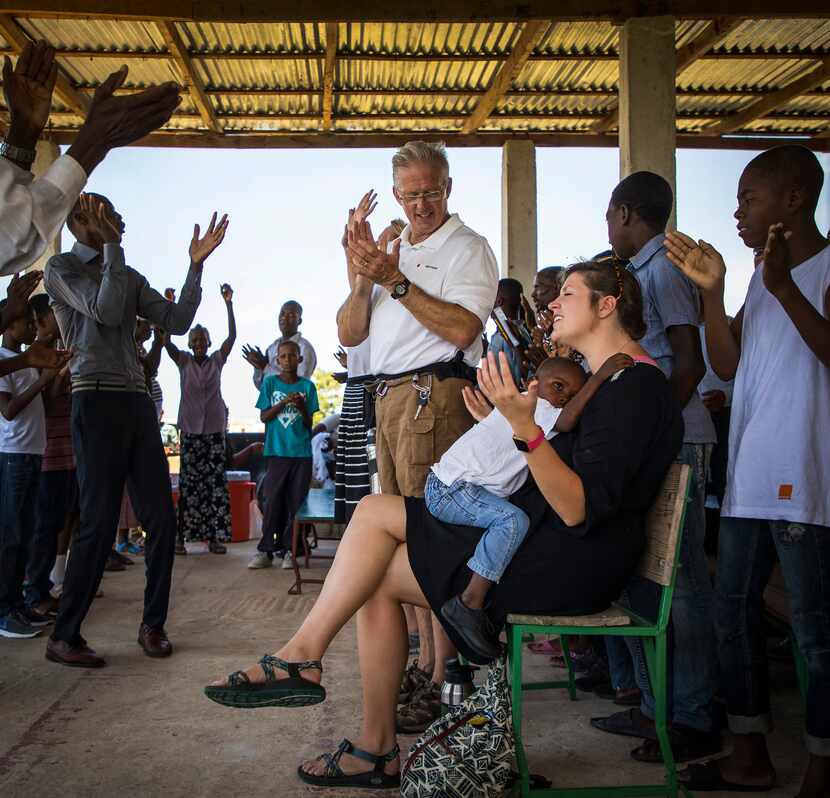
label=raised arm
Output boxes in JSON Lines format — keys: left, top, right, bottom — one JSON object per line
{"left": 337, "top": 200, "right": 377, "bottom": 347}
{"left": 160, "top": 330, "right": 182, "bottom": 364}
{"left": 478, "top": 352, "right": 586, "bottom": 527}
{"left": 664, "top": 232, "right": 742, "bottom": 380}
{"left": 219, "top": 283, "right": 237, "bottom": 360}
{"left": 144, "top": 327, "right": 164, "bottom": 376}
{"left": 1, "top": 272, "right": 42, "bottom": 335}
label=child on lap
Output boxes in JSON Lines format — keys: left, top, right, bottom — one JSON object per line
{"left": 428, "top": 353, "right": 634, "bottom": 660}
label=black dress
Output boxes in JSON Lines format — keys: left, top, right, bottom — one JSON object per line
{"left": 406, "top": 364, "right": 684, "bottom": 660}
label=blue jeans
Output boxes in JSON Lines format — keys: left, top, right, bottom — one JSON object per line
{"left": 605, "top": 636, "right": 636, "bottom": 691}
{"left": 25, "top": 468, "right": 77, "bottom": 607}
{"left": 716, "top": 517, "right": 830, "bottom": 756}
{"left": 0, "top": 453, "right": 42, "bottom": 617}
{"left": 425, "top": 471, "right": 529, "bottom": 583}
{"left": 624, "top": 443, "right": 717, "bottom": 731}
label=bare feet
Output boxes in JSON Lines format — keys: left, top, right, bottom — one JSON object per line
{"left": 210, "top": 645, "right": 323, "bottom": 687}
{"left": 707, "top": 753, "right": 776, "bottom": 790}
{"left": 299, "top": 737, "right": 400, "bottom": 779}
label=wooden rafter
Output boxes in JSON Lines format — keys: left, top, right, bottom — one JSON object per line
{"left": 157, "top": 21, "right": 222, "bottom": 134}
{"left": 322, "top": 22, "right": 337, "bottom": 131}
{"left": 2, "top": 0, "right": 830, "bottom": 22}
{"left": 708, "top": 56, "right": 830, "bottom": 135}
{"left": 462, "top": 20, "right": 549, "bottom": 135}
{"left": 591, "top": 16, "right": 743, "bottom": 134}
{"left": 0, "top": 14, "right": 89, "bottom": 115}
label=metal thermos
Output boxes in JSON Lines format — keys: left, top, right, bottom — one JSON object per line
{"left": 366, "top": 428, "right": 381, "bottom": 494}
{"left": 440, "top": 658, "right": 478, "bottom": 713}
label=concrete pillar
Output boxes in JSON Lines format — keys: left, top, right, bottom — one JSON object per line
{"left": 501, "top": 139, "right": 538, "bottom": 295}
{"left": 28, "top": 139, "right": 62, "bottom": 285}
{"left": 618, "top": 16, "right": 677, "bottom": 227}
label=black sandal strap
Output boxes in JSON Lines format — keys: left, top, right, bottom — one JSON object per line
{"left": 259, "top": 654, "right": 323, "bottom": 681}
{"left": 226, "top": 670, "right": 250, "bottom": 688}
{"left": 317, "top": 739, "right": 400, "bottom": 780}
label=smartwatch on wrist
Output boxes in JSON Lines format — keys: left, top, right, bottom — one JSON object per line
{"left": 513, "top": 427, "right": 546, "bottom": 453}
{"left": 390, "top": 277, "right": 411, "bottom": 300}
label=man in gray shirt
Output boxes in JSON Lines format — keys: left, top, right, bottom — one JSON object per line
{"left": 43, "top": 193, "right": 228, "bottom": 668}
{"left": 593, "top": 171, "right": 720, "bottom": 764}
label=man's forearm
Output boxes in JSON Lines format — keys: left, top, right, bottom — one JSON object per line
{"left": 775, "top": 283, "right": 830, "bottom": 369}
{"left": 337, "top": 284, "right": 372, "bottom": 347}
{"left": 703, "top": 293, "right": 741, "bottom": 380}
{"left": 397, "top": 284, "right": 481, "bottom": 350}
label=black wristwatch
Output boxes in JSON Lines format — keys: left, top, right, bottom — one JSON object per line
{"left": 390, "top": 277, "right": 411, "bottom": 300}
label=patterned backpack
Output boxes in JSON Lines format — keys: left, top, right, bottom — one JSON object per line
{"left": 400, "top": 655, "right": 515, "bottom": 798}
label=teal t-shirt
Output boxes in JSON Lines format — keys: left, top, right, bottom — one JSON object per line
{"left": 256, "top": 375, "right": 320, "bottom": 458}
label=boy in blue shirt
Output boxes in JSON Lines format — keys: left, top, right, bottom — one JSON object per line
{"left": 249, "top": 340, "right": 319, "bottom": 570}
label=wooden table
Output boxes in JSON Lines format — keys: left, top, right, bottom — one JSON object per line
{"left": 288, "top": 488, "right": 340, "bottom": 595}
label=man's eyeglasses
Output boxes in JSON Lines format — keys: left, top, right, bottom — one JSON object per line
{"left": 396, "top": 185, "right": 448, "bottom": 205}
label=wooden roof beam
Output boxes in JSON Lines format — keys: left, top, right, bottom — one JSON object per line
{"left": 591, "top": 16, "right": 743, "bottom": 134}
{"left": 2, "top": 1, "right": 829, "bottom": 22}
{"left": 709, "top": 56, "right": 830, "bottom": 135}
{"left": 157, "top": 21, "right": 222, "bottom": 134}
{"left": 0, "top": 14, "right": 89, "bottom": 115}
{"left": 462, "top": 20, "right": 549, "bottom": 135}
{"left": 321, "top": 22, "right": 337, "bottom": 131}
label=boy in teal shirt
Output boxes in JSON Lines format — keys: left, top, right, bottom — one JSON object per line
{"left": 249, "top": 340, "right": 319, "bottom": 570}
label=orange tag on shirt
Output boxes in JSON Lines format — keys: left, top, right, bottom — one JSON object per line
{"left": 778, "top": 484, "right": 793, "bottom": 501}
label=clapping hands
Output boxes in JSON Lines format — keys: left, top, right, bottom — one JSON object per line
{"left": 3, "top": 41, "right": 58, "bottom": 146}
{"left": 664, "top": 231, "right": 726, "bottom": 295}
{"left": 241, "top": 344, "right": 268, "bottom": 371}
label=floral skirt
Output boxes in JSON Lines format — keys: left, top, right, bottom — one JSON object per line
{"left": 177, "top": 432, "right": 231, "bottom": 542}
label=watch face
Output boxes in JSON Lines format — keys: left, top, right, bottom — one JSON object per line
{"left": 513, "top": 437, "right": 530, "bottom": 452}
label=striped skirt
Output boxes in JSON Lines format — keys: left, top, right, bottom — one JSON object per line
{"left": 334, "top": 380, "right": 372, "bottom": 524}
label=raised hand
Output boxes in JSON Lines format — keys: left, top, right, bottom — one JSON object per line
{"left": 80, "top": 193, "right": 122, "bottom": 244}
{"left": 477, "top": 351, "right": 538, "bottom": 437}
{"left": 22, "top": 340, "right": 72, "bottom": 371}
{"left": 67, "top": 67, "right": 181, "bottom": 174}
{"left": 163, "top": 287, "right": 176, "bottom": 302}
{"left": 241, "top": 344, "right": 268, "bottom": 371}
{"left": 462, "top": 385, "right": 494, "bottom": 422}
{"left": 347, "top": 220, "right": 403, "bottom": 289}
{"left": 595, "top": 352, "right": 635, "bottom": 382}
{"left": 220, "top": 283, "right": 233, "bottom": 303}
{"left": 536, "top": 308, "right": 554, "bottom": 334}
{"left": 334, "top": 347, "right": 348, "bottom": 368}
{"left": 761, "top": 222, "right": 795, "bottom": 298}
{"left": 3, "top": 41, "right": 58, "bottom": 148}
{"left": 353, "top": 190, "right": 378, "bottom": 226}
{"left": 664, "top": 231, "right": 726, "bottom": 295}
{"left": 190, "top": 212, "right": 229, "bottom": 267}
{"left": 4, "top": 271, "right": 42, "bottom": 325}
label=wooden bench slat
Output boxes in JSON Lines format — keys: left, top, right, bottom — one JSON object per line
{"left": 507, "top": 608, "right": 631, "bottom": 627}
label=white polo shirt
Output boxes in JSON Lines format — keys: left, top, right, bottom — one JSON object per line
{"left": 368, "top": 214, "right": 499, "bottom": 375}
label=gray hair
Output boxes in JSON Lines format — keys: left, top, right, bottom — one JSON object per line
{"left": 392, "top": 140, "right": 450, "bottom": 185}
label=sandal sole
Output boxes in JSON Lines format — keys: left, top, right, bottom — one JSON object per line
{"left": 204, "top": 685, "right": 326, "bottom": 709}
{"left": 297, "top": 768, "right": 400, "bottom": 789}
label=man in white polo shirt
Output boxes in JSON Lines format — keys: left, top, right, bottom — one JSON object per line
{"left": 339, "top": 140, "right": 498, "bottom": 731}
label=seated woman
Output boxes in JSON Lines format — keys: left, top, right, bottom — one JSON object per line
{"left": 204, "top": 261, "right": 683, "bottom": 790}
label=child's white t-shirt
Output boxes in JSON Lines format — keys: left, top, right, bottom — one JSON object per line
{"left": 0, "top": 347, "right": 46, "bottom": 455}
{"left": 431, "top": 398, "right": 560, "bottom": 498}
{"left": 721, "top": 244, "right": 830, "bottom": 527}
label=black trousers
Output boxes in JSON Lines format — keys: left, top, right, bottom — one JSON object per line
{"left": 258, "top": 456, "right": 312, "bottom": 554}
{"left": 52, "top": 391, "right": 176, "bottom": 645}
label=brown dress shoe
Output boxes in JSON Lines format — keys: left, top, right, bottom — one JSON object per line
{"left": 138, "top": 624, "right": 172, "bottom": 658}
{"left": 45, "top": 637, "right": 106, "bottom": 668}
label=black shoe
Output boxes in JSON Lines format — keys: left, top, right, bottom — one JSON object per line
{"left": 630, "top": 727, "right": 722, "bottom": 764}
{"left": 104, "top": 553, "right": 126, "bottom": 572}
{"left": 590, "top": 707, "right": 657, "bottom": 740}
{"left": 440, "top": 596, "right": 502, "bottom": 664}
{"left": 112, "top": 550, "right": 134, "bottom": 566}
{"left": 17, "top": 606, "right": 52, "bottom": 627}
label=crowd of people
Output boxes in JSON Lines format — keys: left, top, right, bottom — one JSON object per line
{"left": 0, "top": 38, "right": 828, "bottom": 798}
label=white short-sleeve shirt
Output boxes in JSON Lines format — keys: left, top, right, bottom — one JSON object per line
{"left": 368, "top": 214, "right": 499, "bottom": 375}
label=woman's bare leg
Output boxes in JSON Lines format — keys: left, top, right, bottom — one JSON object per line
{"left": 211, "top": 495, "right": 409, "bottom": 685}
{"left": 301, "top": 544, "right": 429, "bottom": 777}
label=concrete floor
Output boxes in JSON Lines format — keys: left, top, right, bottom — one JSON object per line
{"left": 0, "top": 539, "right": 807, "bottom": 798}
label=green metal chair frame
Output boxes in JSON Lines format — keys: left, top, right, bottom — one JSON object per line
{"left": 506, "top": 463, "right": 692, "bottom": 798}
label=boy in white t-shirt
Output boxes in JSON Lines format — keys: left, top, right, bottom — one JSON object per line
{"left": 428, "top": 353, "right": 633, "bottom": 661}
{"left": 665, "top": 145, "right": 830, "bottom": 798}
{"left": 0, "top": 301, "right": 55, "bottom": 639}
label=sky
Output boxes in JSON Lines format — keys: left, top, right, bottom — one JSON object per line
{"left": 9, "top": 144, "right": 830, "bottom": 429}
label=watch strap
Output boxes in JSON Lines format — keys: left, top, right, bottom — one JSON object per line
{"left": 0, "top": 139, "right": 36, "bottom": 167}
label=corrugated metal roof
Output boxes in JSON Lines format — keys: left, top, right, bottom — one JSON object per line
{"left": 2, "top": 16, "right": 828, "bottom": 142}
